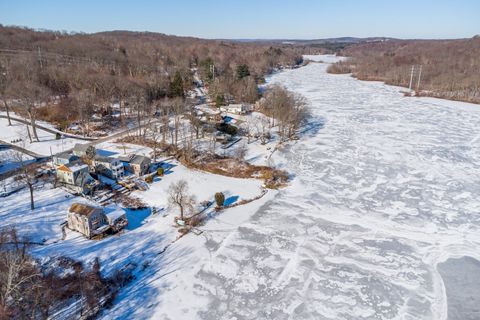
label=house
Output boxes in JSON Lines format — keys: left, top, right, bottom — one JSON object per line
{"left": 93, "top": 155, "right": 124, "bottom": 180}
{"left": 104, "top": 206, "right": 128, "bottom": 232}
{"left": 220, "top": 103, "right": 250, "bottom": 115}
{"left": 67, "top": 203, "right": 128, "bottom": 238}
{"left": 57, "top": 162, "right": 96, "bottom": 194}
{"left": 73, "top": 143, "right": 96, "bottom": 158}
{"left": 53, "top": 152, "right": 79, "bottom": 166}
{"left": 67, "top": 203, "right": 109, "bottom": 238}
{"left": 195, "top": 104, "right": 222, "bottom": 123}
{"left": 120, "top": 154, "right": 151, "bottom": 176}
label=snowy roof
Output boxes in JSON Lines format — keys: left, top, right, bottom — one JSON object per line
{"left": 195, "top": 104, "right": 221, "bottom": 115}
{"left": 69, "top": 203, "right": 102, "bottom": 216}
{"left": 65, "top": 162, "right": 88, "bottom": 172}
{"left": 130, "top": 155, "right": 151, "bottom": 165}
{"left": 104, "top": 206, "right": 126, "bottom": 222}
{"left": 94, "top": 155, "right": 118, "bottom": 163}
{"left": 119, "top": 154, "right": 135, "bottom": 162}
{"left": 73, "top": 143, "right": 92, "bottom": 152}
{"left": 55, "top": 152, "right": 77, "bottom": 160}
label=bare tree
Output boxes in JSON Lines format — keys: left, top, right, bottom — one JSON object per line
{"left": 11, "top": 150, "right": 38, "bottom": 210}
{"left": 262, "top": 85, "right": 306, "bottom": 141}
{"left": 74, "top": 89, "right": 95, "bottom": 137}
{"left": 234, "top": 142, "right": 248, "bottom": 160}
{"left": 0, "top": 228, "right": 41, "bottom": 311}
{"left": 16, "top": 80, "right": 50, "bottom": 143}
{"left": 168, "top": 180, "right": 196, "bottom": 220}
{"left": 0, "top": 61, "right": 12, "bottom": 126}
{"left": 171, "top": 98, "right": 185, "bottom": 148}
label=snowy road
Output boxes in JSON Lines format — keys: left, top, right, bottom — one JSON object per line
{"left": 188, "top": 56, "right": 480, "bottom": 320}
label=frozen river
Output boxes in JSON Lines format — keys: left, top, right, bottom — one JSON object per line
{"left": 195, "top": 56, "right": 480, "bottom": 319}
{"left": 103, "top": 55, "right": 480, "bottom": 320}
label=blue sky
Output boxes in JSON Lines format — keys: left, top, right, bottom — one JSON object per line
{"left": 0, "top": 0, "right": 478, "bottom": 39}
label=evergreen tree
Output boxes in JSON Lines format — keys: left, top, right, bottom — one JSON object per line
{"left": 236, "top": 64, "right": 250, "bottom": 79}
{"left": 168, "top": 71, "right": 184, "bottom": 97}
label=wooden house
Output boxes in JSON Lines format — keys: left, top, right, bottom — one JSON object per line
{"left": 67, "top": 203, "right": 108, "bottom": 238}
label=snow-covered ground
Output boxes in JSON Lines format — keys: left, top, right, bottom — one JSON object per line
{"left": 100, "top": 55, "right": 480, "bottom": 319}
{"left": 3, "top": 54, "right": 479, "bottom": 319}
{"left": 0, "top": 115, "right": 86, "bottom": 156}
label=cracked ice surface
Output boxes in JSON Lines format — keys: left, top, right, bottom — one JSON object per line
{"left": 194, "top": 56, "right": 480, "bottom": 320}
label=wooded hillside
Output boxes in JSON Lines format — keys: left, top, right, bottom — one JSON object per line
{"left": 0, "top": 26, "right": 304, "bottom": 128}
{"left": 328, "top": 37, "right": 480, "bottom": 104}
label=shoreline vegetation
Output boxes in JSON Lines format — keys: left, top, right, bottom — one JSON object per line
{"left": 326, "top": 37, "right": 480, "bottom": 105}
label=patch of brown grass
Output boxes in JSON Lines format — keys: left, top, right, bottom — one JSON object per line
{"left": 183, "top": 154, "right": 289, "bottom": 189}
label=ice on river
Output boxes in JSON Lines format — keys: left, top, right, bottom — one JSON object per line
{"left": 190, "top": 55, "right": 480, "bottom": 320}
{"left": 102, "top": 55, "right": 480, "bottom": 320}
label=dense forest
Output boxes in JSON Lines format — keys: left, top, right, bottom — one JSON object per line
{"left": 327, "top": 37, "right": 480, "bottom": 104}
{"left": 0, "top": 26, "right": 305, "bottom": 129}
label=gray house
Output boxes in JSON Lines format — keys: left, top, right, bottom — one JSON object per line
{"left": 120, "top": 154, "right": 151, "bottom": 176}
{"left": 73, "top": 143, "right": 96, "bottom": 158}
{"left": 53, "top": 152, "right": 79, "bottom": 166}
{"left": 93, "top": 155, "right": 124, "bottom": 180}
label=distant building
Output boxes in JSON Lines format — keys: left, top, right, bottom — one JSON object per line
{"left": 93, "top": 155, "right": 124, "bottom": 180}
{"left": 220, "top": 104, "right": 250, "bottom": 115}
{"left": 120, "top": 154, "right": 151, "bottom": 176}
{"left": 73, "top": 143, "right": 96, "bottom": 158}
{"left": 53, "top": 152, "right": 79, "bottom": 166}
{"left": 67, "top": 203, "right": 108, "bottom": 238}
{"left": 56, "top": 162, "right": 96, "bottom": 194}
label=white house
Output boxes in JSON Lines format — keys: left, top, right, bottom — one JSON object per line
{"left": 56, "top": 162, "right": 96, "bottom": 194}
{"left": 93, "top": 155, "right": 124, "bottom": 180}
{"left": 220, "top": 103, "right": 250, "bottom": 115}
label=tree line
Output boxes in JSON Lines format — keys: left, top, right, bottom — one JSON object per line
{"left": 0, "top": 26, "right": 305, "bottom": 134}
{"left": 327, "top": 37, "right": 480, "bottom": 104}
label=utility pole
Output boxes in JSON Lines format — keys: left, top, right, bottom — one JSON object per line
{"left": 210, "top": 64, "right": 215, "bottom": 81}
{"left": 408, "top": 65, "right": 415, "bottom": 92}
{"left": 416, "top": 65, "right": 423, "bottom": 91}
{"left": 37, "top": 47, "right": 43, "bottom": 69}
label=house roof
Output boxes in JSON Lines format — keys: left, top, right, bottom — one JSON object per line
{"left": 104, "top": 205, "right": 126, "bottom": 222}
{"left": 74, "top": 170, "right": 95, "bottom": 186}
{"left": 130, "top": 155, "right": 151, "bottom": 165}
{"left": 69, "top": 203, "right": 102, "bottom": 216}
{"left": 73, "top": 143, "right": 93, "bottom": 152}
{"left": 55, "top": 152, "right": 77, "bottom": 160}
{"left": 94, "top": 155, "right": 117, "bottom": 163}
{"left": 66, "top": 162, "right": 88, "bottom": 171}
{"left": 118, "top": 154, "right": 135, "bottom": 162}
{"left": 57, "top": 164, "right": 71, "bottom": 173}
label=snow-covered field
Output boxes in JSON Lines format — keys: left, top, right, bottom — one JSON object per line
{"left": 101, "top": 55, "right": 480, "bottom": 319}
{"left": 0, "top": 114, "right": 86, "bottom": 156}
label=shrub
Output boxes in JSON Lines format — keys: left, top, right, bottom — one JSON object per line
{"left": 55, "top": 132, "right": 61, "bottom": 140}
{"left": 156, "top": 167, "right": 164, "bottom": 176}
{"left": 215, "top": 94, "right": 225, "bottom": 108}
{"left": 215, "top": 192, "right": 225, "bottom": 207}
{"left": 145, "top": 175, "right": 153, "bottom": 183}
